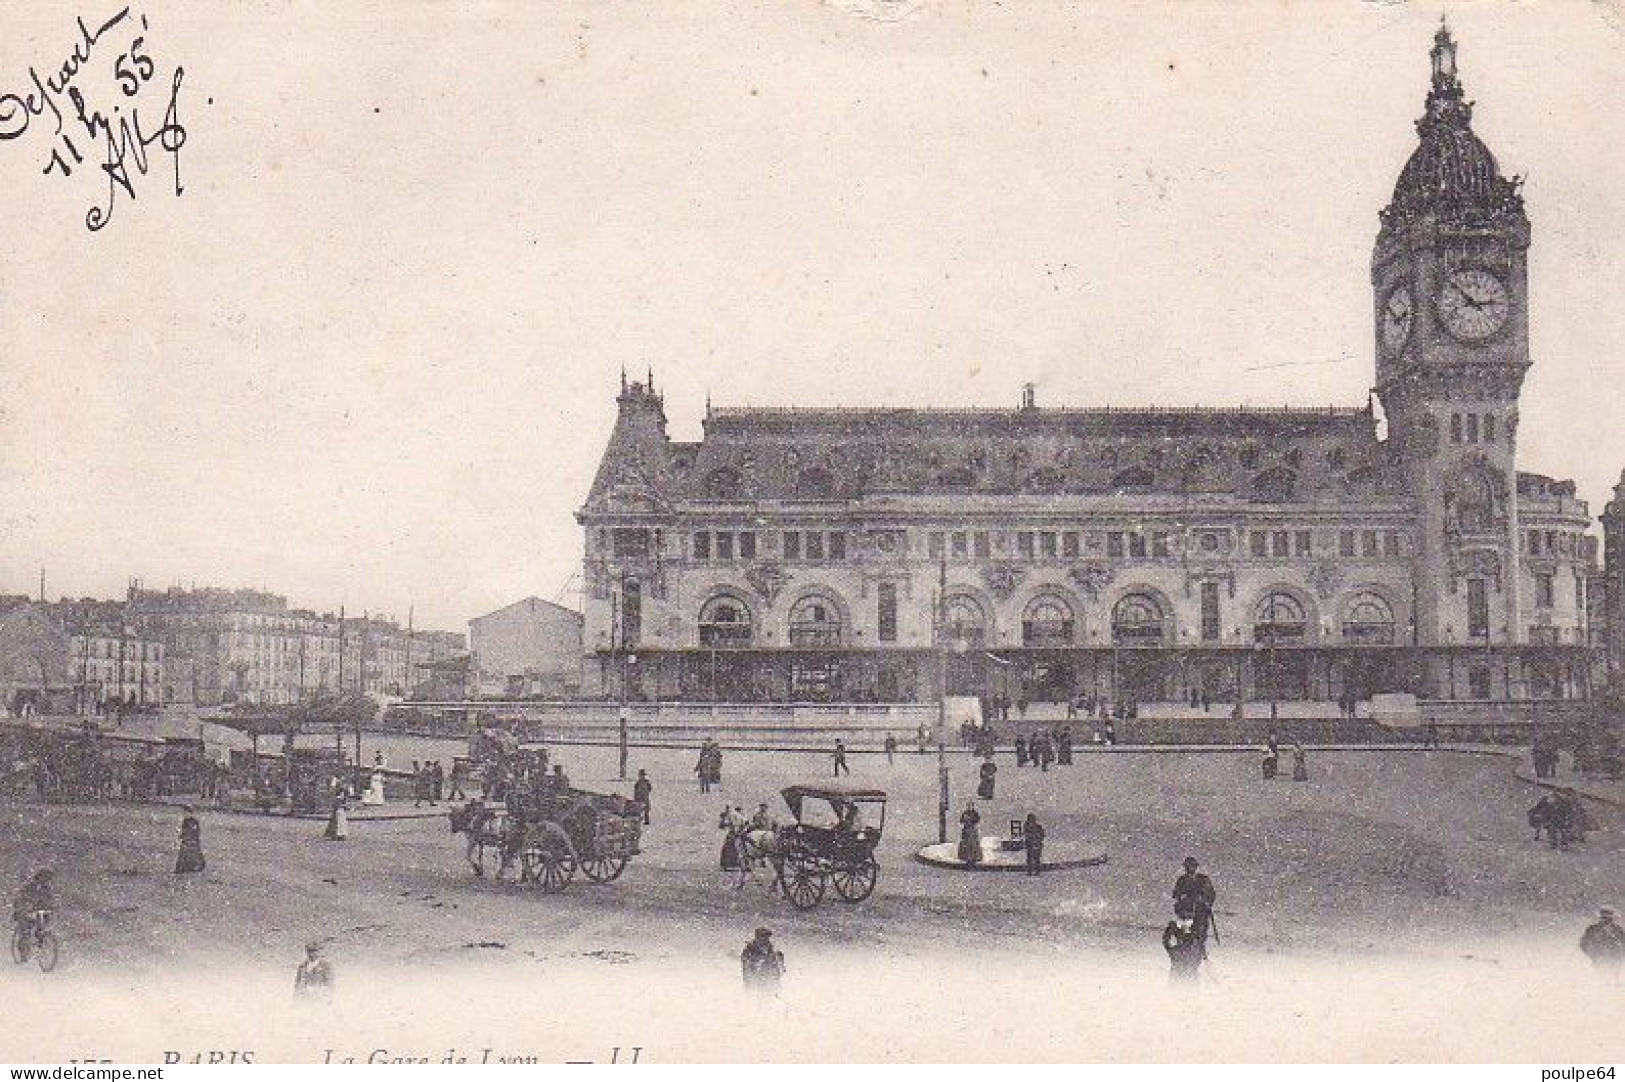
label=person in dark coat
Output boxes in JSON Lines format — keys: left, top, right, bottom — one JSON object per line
{"left": 1015, "top": 736, "right": 1028, "bottom": 768}
{"left": 1022, "top": 813, "right": 1045, "bottom": 876}
{"left": 1291, "top": 744, "right": 1309, "bottom": 782}
{"left": 175, "top": 806, "right": 206, "bottom": 874}
{"left": 741, "top": 927, "right": 785, "bottom": 995}
{"left": 833, "top": 740, "right": 849, "bottom": 777}
{"left": 1163, "top": 917, "right": 1205, "bottom": 982}
{"left": 695, "top": 746, "right": 712, "bottom": 794}
{"left": 883, "top": 733, "right": 897, "bottom": 764}
{"left": 1057, "top": 727, "right": 1073, "bottom": 765}
{"left": 632, "top": 769, "right": 652, "bottom": 825}
{"left": 957, "top": 804, "right": 982, "bottom": 865}
{"left": 1173, "top": 857, "right": 1216, "bottom": 943}
{"left": 1580, "top": 907, "right": 1625, "bottom": 980}
{"left": 977, "top": 759, "right": 997, "bottom": 800}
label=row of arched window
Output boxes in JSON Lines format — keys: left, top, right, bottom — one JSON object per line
{"left": 693, "top": 589, "right": 1399, "bottom": 648}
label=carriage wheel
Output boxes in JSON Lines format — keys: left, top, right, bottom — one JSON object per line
{"left": 579, "top": 855, "right": 628, "bottom": 882}
{"left": 831, "top": 858, "right": 878, "bottom": 903}
{"left": 522, "top": 847, "right": 577, "bottom": 893}
{"left": 33, "top": 930, "right": 58, "bottom": 972}
{"left": 779, "top": 857, "right": 827, "bottom": 910}
{"left": 9, "top": 925, "right": 28, "bottom": 965}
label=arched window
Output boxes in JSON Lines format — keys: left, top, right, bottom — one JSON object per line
{"left": 1110, "top": 467, "right": 1155, "bottom": 493}
{"left": 940, "top": 595, "right": 988, "bottom": 646}
{"left": 789, "top": 595, "right": 843, "bottom": 646}
{"left": 795, "top": 467, "right": 835, "bottom": 499}
{"left": 704, "top": 467, "right": 743, "bottom": 499}
{"left": 1342, "top": 592, "right": 1396, "bottom": 645}
{"left": 1250, "top": 468, "right": 1297, "bottom": 503}
{"left": 1447, "top": 464, "right": 1503, "bottom": 533}
{"left": 1254, "top": 591, "right": 1308, "bottom": 644}
{"left": 1022, "top": 595, "right": 1075, "bottom": 647}
{"left": 698, "top": 595, "right": 753, "bottom": 647}
{"left": 1111, "top": 593, "right": 1166, "bottom": 646}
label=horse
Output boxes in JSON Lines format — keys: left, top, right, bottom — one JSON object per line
{"left": 731, "top": 827, "right": 786, "bottom": 889}
{"left": 450, "top": 801, "right": 509, "bottom": 878}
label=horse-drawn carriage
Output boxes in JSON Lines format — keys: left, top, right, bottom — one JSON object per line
{"left": 738, "top": 785, "right": 887, "bottom": 910}
{"left": 451, "top": 782, "right": 642, "bottom": 893}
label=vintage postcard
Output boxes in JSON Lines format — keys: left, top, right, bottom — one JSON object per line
{"left": 1, "top": 0, "right": 1623, "bottom": 1066}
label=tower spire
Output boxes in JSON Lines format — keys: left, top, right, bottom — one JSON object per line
{"left": 1421, "top": 16, "right": 1469, "bottom": 132}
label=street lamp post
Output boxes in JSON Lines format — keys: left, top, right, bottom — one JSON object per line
{"left": 619, "top": 654, "right": 634, "bottom": 782}
{"left": 935, "top": 554, "right": 950, "bottom": 845}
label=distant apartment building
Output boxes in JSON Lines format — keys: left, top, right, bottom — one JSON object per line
{"left": 127, "top": 586, "right": 465, "bottom": 707}
{"left": 49, "top": 598, "right": 166, "bottom": 709}
{"left": 469, "top": 598, "right": 583, "bottom": 699}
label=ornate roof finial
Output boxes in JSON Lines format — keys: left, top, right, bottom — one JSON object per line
{"left": 1431, "top": 15, "right": 1458, "bottom": 88}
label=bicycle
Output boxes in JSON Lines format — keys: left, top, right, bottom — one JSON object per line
{"left": 10, "top": 910, "right": 59, "bottom": 972}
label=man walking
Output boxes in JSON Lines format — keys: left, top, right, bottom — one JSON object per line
{"left": 1022, "top": 813, "right": 1045, "bottom": 876}
{"left": 1580, "top": 907, "right": 1625, "bottom": 981}
{"left": 632, "top": 769, "right": 652, "bottom": 826}
{"left": 1162, "top": 916, "right": 1205, "bottom": 983}
{"left": 741, "top": 927, "right": 785, "bottom": 996}
{"left": 695, "top": 745, "right": 712, "bottom": 794}
{"left": 295, "top": 941, "right": 335, "bottom": 1000}
{"left": 883, "top": 733, "right": 896, "bottom": 765}
{"left": 833, "top": 740, "right": 849, "bottom": 777}
{"left": 1173, "top": 856, "right": 1217, "bottom": 944}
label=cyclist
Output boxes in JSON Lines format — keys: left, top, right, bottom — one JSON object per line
{"left": 12, "top": 869, "right": 54, "bottom": 940}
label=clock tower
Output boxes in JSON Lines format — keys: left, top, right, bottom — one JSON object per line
{"left": 1372, "top": 23, "right": 1530, "bottom": 674}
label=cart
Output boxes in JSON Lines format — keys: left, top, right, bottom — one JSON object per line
{"left": 452, "top": 783, "right": 642, "bottom": 893}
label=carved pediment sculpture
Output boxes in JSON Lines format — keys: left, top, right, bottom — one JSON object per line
{"left": 746, "top": 563, "right": 788, "bottom": 605}
{"left": 1309, "top": 559, "right": 1343, "bottom": 601}
{"left": 982, "top": 562, "right": 1024, "bottom": 601}
{"left": 1068, "top": 561, "right": 1113, "bottom": 602}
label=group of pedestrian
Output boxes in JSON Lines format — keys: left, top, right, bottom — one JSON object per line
{"left": 411, "top": 761, "right": 446, "bottom": 808}
{"left": 1261, "top": 733, "right": 1309, "bottom": 782}
{"left": 1528, "top": 789, "right": 1595, "bottom": 849}
{"left": 695, "top": 740, "right": 723, "bottom": 793}
{"left": 1014, "top": 728, "right": 1073, "bottom": 770}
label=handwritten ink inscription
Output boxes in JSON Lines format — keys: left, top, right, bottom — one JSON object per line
{"left": 0, "top": 7, "right": 186, "bottom": 232}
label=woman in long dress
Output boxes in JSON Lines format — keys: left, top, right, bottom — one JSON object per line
{"left": 361, "top": 769, "right": 386, "bottom": 806}
{"left": 175, "top": 806, "right": 206, "bottom": 874}
{"left": 957, "top": 803, "right": 983, "bottom": 865}
{"left": 324, "top": 792, "right": 350, "bottom": 840}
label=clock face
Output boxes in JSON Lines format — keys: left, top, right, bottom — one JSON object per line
{"left": 1437, "top": 269, "right": 1511, "bottom": 341}
{"left": 1381, "top": 286, "right": 1414, "bottom": 352}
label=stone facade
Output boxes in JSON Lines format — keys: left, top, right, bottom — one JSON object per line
{"left": 127, "top": 586, "right": 465, "bottom": 707}
{"left": 575, "top": 27, "right": 1595, "bottom": 707}
{"left": 469, "top": 597, "right": 584, "bottom": 698}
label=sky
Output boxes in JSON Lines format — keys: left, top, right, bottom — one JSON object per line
{"left": 0, "top": 0, "right": 1622, "bottom": 631}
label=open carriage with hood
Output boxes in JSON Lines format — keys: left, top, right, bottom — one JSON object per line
{"left": 764, "top": 784, "right": 887, "bottom": 910}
